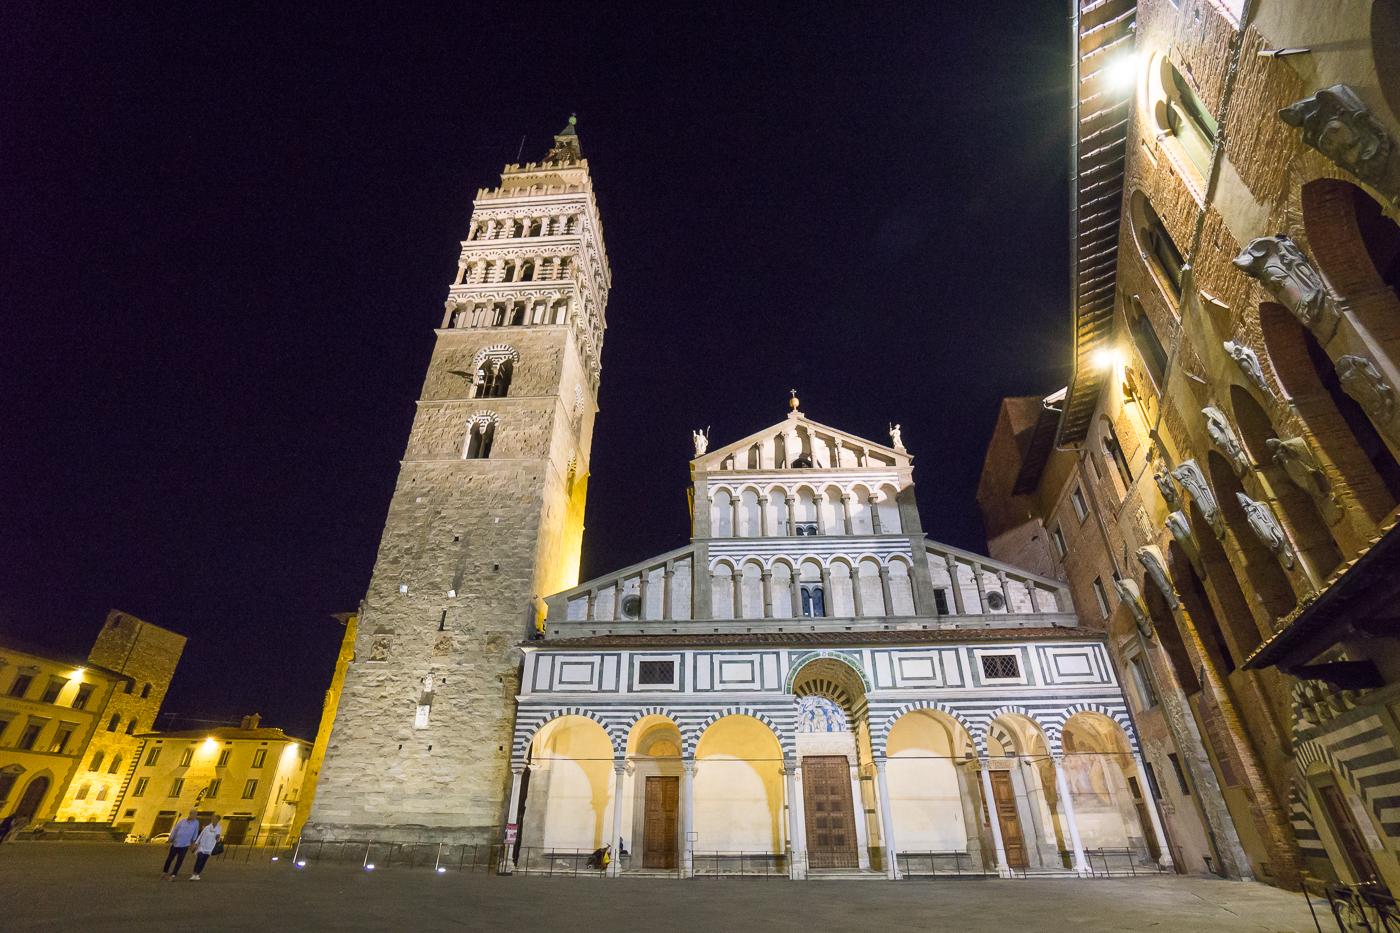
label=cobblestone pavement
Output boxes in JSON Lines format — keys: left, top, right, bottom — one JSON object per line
{"left": 0, "top": 843, "right": 1326, "bottom": 932}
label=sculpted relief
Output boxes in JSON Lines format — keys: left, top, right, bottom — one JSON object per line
{"left": 1268, "top": 437, "right": 1344, "bottom": 526}
{"left": 1232, "top": 235, "right": 1340, "bottom": 344}
{"left": 1112, "top": 577, "right": 1155, "bottom": 641}
{"left": 1236, "top": 493, "right": 1297, "bottom": 570}
{"left": 1153, "top": 460, "right": 1182, "bottom": 510}
{"left": 1165, "top": 510, "right": 1208, "bottom": 580}
{"left": 1279, "top": 85, "right": 1399, "bottom": 198}
{"left": 1204, "top": 406, "right": 1250, "bottom": 475}
{"left": 1223, "top": 340, "right": 1273, "bottom": 399}
{"left": 1171, "top": 459, "right": 1224, "bottom": 537}
{"left": 1135, "top": 545, "right": 1179, "bottom": 610}
{"left": 1335, "top": 355, "right": 1398, "bottom": 443}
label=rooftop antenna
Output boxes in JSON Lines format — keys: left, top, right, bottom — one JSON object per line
{"left": 516, "top": 134, "right": 526, "bottom": 161}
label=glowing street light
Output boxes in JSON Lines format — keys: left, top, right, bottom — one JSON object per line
{"left": 1106, "top": 52, "right": 1138, "bottom": 90}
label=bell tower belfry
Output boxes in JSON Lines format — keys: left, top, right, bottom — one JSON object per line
{"left": 305, "top": 117, "right": 610, "bottom": 843}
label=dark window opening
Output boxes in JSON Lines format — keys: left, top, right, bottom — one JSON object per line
{"left": 475, "top": 359, "right": 514, "bottom": 398}
{"left": 107, "top": 714, "right": 120, "bottom": 732}
{"left": 986, "top": 591, "right": 1006, "bottom": 611}
{"left": 800, "top": 584, "right": 826, "bottom": 618}
{"left": 40, "top": 679, "right": 66, "bottom": 704}
{"left": 465, "top": 421, "right": 496, "bottom": 460}
{"left": 72, "top": 683, "right": 94, "bottom": 710}
{"left": 8, "top": 675, "right": 33, "bottom": 699}
{"left": 1167, "top": 752, "right": 1191, "bottom": 795}
{"left": 981, "top": 654, "right": 1020, "bottom": 679}
{"left": 1135, "top": 194, "right": 1186, "bottom": 300}
{"left": 794, "top": 522, "right": 818, "bottom": 536}
{"left": 638, "top": 661, "right": 674, "bottom": 685}
{"left": 1129, "top": 302, "right": 1170, "bottom": 390}
{"left": 1103, "top": 421, "right": 1134, "bottom": 489}
{"left": 791, "top": 457, "right": 812, "bottom": 468}
{"left": 933, "top": 589, "right": 950, "bottom": 615}
{"left": 1144, "top": 761, "right": 1163, "bottom": 801}
{"left": 140, "top": 683, "right": 152, "bottom": 699}
{"left": 18, "top": 724, "right": 42, "bottom": 750}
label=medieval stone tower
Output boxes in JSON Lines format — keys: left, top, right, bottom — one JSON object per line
{"left": 304, "top": 118, "right": 609, "bottom": 843}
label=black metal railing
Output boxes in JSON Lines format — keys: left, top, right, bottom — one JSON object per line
{"left": 1082, "top": 847, "right": 1172, "bottom": 878}
{"left": 691, "top": 850, "right": 789, "bottom": 878}
{"left": 896, "top": 851, "right": 988, "bottom": 878}
{"left": 284, "top": 840, "right": 507, "bottom": 873}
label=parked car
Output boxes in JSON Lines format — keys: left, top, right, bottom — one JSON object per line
{"left": 148, "top": 833, "right": 170, "bottom": 844}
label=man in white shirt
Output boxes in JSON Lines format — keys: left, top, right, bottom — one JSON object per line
{"left": 188, "top": 815, "right": 223, "bottom": 881}
{"left": 162, "top": 809, "right": 201, "bottom": 881}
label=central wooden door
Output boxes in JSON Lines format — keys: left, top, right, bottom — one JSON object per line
{"left": 989, "top": 770, "right": 1028, "bottom": 869}
{"left": 643, "top": 776, "right": 679, "bottom": 869}
{"left": 1319, "top": 783, "right": 1381, "bottom": 884}
{"left": 803, "top": 756, "right": 859, "bottom": 869}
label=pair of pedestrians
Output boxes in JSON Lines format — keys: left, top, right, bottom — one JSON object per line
{"left": 161, "top": 809, "right": 224, "bottom": 881}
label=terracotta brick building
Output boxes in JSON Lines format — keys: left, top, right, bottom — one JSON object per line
{"left": 978, "top": 0, "right": 1400, "bottom": 893}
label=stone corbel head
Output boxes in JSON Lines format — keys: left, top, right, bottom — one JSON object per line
{"left": 1112, "top": 577, "right": 1155, "bottom": 641}
{"left": 1203, "top": 406, "right": 1251, "bottom": 475}
{"left": 1135, "top": 545, "right": 1180, "bottom": 610}
{"left": 1171, "top": 459, "right": 1224, "bottom": 537}
{"left": 1222, "top": 340, "right": 1273, "bottom": 400}
{"left": 1335, "top": 355, "right": 1398, "bottom": 443}
{"left": 1235, "top": 493, "right": 1297, "bottom": 570}
{"left": 1279, "top": 85, "right": 1398, "bottom": 195}
{"left": 1153, "top": 460, "right": 1182, "bottom": 510}
{"left": 1165, "top": 510, "right": 1207, "bottom": 580}
{"left": 1232, "top": 236, "right": 1340, "bottom": 344}
{"left": 1267, "top": 436, "right": 1344, "bottom": 526}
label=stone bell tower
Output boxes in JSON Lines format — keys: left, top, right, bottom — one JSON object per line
{"left": 304, "top": 117, "right": 610, "bottom": 843}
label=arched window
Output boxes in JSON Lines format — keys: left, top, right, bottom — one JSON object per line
{"left": 140, "top": 683, "right": 151, "bottom": 699}
{"left": 107, "top": 715, "right": 120, "bottom": 732}
{"left": 122, "top": 682, "right": 133, "bottom": 695}
{"left": 519, "top": 260, "right": 534, "bottom": 282}
{"left": 75, "top": 783, "right": 90, "bottom": 800}
{"left": 89, "top": 750, "right": 104, "bottom": 771}
{"left": 1260, "top": 303, "right": 1400, "bottom": 517}
{"left": 1128, "top": 297, "right": 1169, "bottom": 390}
{"left": 95, "top": 786, "right": 108, "bottom": 801}
{"left": 1132, "top": 192, "right": 1186, "bottom": 302}
{"left": 124, "top": 720, "right": 136, "bottom": 735}
{"left": 1101, "top": 418, "right": 1134, "bottom": 490}
{"left": 464, "top": 419, "right": 497, "bottom": 460}
{"left": 108, "top": 755, "right": 123, "bottom": 774}
{"left": 1150, "top": 55, "right": 1217, "bottom": 179}
{"left": 800, "top": 584, "right": 826, "bottom": 618}
{"left": 475, "top": 359, "right": 513, "bottom": 398}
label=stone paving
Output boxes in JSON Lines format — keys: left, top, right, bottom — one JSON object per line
{"left": 0, "top": 842, "right": 1328, "bottom": 932}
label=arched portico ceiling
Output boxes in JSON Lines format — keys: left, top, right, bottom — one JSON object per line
{"left": 784, "top": 650, "right": 871, "bottom": 695}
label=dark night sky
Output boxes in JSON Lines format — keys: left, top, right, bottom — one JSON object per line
{"left": 1, "top": 4, "right": 1072, "bottom": 739}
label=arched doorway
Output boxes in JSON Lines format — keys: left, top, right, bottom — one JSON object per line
{"left": 1260, "top": 302, "right": 1400, "bottom": 517}
{"left": 625, "top": 715, "right": 684, "bottom": 870}
{"left": 790, "top": 657, "right": 869, "bottom": 870}
{"left": 13, "top": 775, "right": 49, "bottom": 824}
{"left": 986, "top": 713, "right": 1061, "bottom": 871}
{"left": 884, "top": 709, "right": 978, "bottom": 866}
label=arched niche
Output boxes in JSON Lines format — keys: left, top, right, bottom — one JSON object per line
{"left": 1206, "top": 451, "right": 1297, "bottom": 621}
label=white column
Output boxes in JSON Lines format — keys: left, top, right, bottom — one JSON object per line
{"left": 730, "top": 495, "right": 741, "bottom": 538}
{"left": 978, "top": 761, "right": 1011, "bottom": 877}
{"left": 1132, "top": 753, "right": 1173, "bottom": 871}
{"left": 758, "top": 496, "right": 769, "bottom": 536}
{"left": 682, "top": 759, "right": 696, "bottom": 878}
{"left": 874, "top": 757, "right": 900, "bottom": 880}
{"left": 785, "top": 762, "right": 806, "bottom": 880}
{"left": 1054, "top": 755, "right": 1090, "bottom": 876}
{"left": 850, "top": 763, "right": 871, "bottom": 870}
{"left": 609, "top": 761, "right": 625, "bottom": 877}
{"left": 505, "top": 765, "right": 525, "bottom": 871}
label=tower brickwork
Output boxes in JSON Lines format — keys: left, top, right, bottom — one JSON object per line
{"left": 305, "top": 119, "right": 610, "bottom": 842}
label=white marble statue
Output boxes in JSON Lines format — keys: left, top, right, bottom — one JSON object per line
{"left": 889, "top": 424, "right": 903, "bottom": 449}
{"left": 692, "top": 429, "right": 708, "bottom": 457}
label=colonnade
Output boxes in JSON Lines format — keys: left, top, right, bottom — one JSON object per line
{"left": 468, "top": 213, "right": 582, "bottom": 241}
{"left": 454, "top": 254, "right": 574, "bottom": 287}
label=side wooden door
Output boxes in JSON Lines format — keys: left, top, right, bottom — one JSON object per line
{"left": 643, "top": 776, "right": 679, "bottom": 869}
{"left": 803, "top": 756, "right": 859, "bottom": 869}
{"left": 1319, "top": 783, "right": 1381, "bottom": 884}
{"left": 989, "top": 770, "right": 1029, "bottom": 869}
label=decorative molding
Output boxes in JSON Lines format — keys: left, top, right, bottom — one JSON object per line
{"left": 1171, "top": 460, "right": 1223, "bottom": 537}
{"left": 1232, "top": 235, "right": 1340, "bottom": 343}
{"left": 1204, "top": 406, "right": 1250, "bottom": 475}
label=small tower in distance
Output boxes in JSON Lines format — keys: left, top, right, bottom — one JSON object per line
{"left": 304, "top": 117, "right": 611, "bottom": 843}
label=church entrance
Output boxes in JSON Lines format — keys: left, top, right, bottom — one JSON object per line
{"left": 643, "top": 776, "right": 679, "bottom": 869}
{"left": 989, "top": 771, "right": 1028, "bottom": 869}
{"left": 802, "top": 755, "right": 858, "bottom": 869}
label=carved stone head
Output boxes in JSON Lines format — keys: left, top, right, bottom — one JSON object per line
{"left": 1153, "top": 461, "right": 1181, "bottom": 510}
{"left": 1232, "top": 235, "right": 1337, "bottom": 341}
{"left": 1223, "top": 340, "right": 1271, "bottom": 397}
{"left": 1335, "top": 355, "right": 1395, "bottom": 428}
{"left": 1279, "top": 85, "right": 1394, "bottom": 186}
{"left": 1203, "top": 406, "right": 1250, "bottom": 475}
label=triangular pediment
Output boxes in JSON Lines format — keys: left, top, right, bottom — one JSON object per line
{"left": 693, "top": 413, "right": 909, "bottom": 472}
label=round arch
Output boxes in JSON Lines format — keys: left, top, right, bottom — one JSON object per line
{"left": 514, "top": 708, "right": 621, "bottom": 763}
{"left": 1206, "top": 450, "right": 1298, "bottom": 621}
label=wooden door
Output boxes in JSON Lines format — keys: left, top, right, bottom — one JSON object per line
{"left": 803, "top": 756, "right": 859, "bottom": 869}
{"left": 223, "top": 816, "right": 251, "bottom": 845}
{"left": 12, "top": 776, "right": 48, "bottom": 823}
{"left": 989, "top": 770, "right": 1028, "bottom": 869}
{"left": 643, "top": 776, "right": 678, "bottom": 869}
{"left": 150, "top": 811, "right": 177, "bottom": 838}
{"left": 1319, "top": 783, "right": 1381, "bottom": 884}
{"left": 1127, "top": 776, "right": 1161, "bottom": 861}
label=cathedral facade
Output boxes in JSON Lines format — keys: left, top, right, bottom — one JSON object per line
{"left": 511, "top": 405, "right": 1164, "bottom": 878}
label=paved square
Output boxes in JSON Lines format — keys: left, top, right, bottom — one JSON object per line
{"left": 0, "top": 843, "right": 1325, "bottom": 932}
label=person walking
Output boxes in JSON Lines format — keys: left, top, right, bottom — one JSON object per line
{"left": 188, "top": 815, "right": 223, "bottom": 881}
{"left": 162, "top": 809, "right": 201, "bottom": 880}
{"left": 0, "top": 814, "right": 17, "bottom": 844}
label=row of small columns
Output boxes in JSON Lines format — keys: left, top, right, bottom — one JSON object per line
{"left": 447, "top": 297, "right": 570, "bottom": 329}
{"left": 454, "top": 255, "right": 573, "bottom": 285}
{"left": 469, "top": 214, "right": 580, "bottom": 241}
{"left": 715, "top": 562, "right": 903, "bottom": 619}
{"left": 502, "top": 750, "right": 1172, "bottom": 878}
{"left": 719, "top": 490, "right": 882, "bottom": 537}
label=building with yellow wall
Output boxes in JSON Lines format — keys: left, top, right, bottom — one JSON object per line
{"left": 119, "top": 715, "right": 311, "bottom": 843}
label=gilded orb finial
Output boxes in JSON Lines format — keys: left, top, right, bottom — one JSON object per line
{"left": 789, "top": 389, "right": 800, "bottom": 411}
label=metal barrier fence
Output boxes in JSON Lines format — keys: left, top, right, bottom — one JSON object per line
{"left": 896, "top": 851, "right": 988, "bottom": 878}
{"left": 1083, "top": 847, "right": 1173, "bottom": 877}
{"left": 691, "top": 850, "right": 790, "bottom": 878}
{"left": 285, "top": 840, "right": 507, "bottom": 873}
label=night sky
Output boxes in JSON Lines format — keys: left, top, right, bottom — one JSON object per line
{"left": 2, "top": 4, "right": 1072, "bottom": 739}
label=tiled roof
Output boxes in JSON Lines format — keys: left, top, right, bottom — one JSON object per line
{"left": 530, "top": 627, "right": 1096, "bottom": 649}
